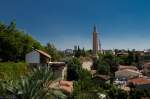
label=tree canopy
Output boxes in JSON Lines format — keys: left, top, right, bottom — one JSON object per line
{"left": 45, "top": 43, "right": 64, "bottom": 61}
{"left": 0, "top": 21, "right": 44, "bottom": 61}
{"left": 0, "top": 21, "right": 64, "bottom": 62}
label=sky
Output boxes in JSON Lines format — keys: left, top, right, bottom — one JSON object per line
{"left": 0, "top": 0, "right": 150, "bottom": 50}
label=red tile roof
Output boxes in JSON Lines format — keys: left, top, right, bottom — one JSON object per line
{"left": 128, "top": 77, "right": 150, "bottom": 85}
{"left": 59, "top": 80, "right": 73, "bottom": 94}
{"left": 48, "top": 80, "right": 73, "bottom": 94}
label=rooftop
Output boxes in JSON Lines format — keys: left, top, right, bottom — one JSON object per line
{"left": 35, "top": 49, "right": 51, "bottom": 58}
{"left": 115, "top": 69, "right": 141, "bottom": 79}
{"left": 128, "top": 77, "right": 150, "bottom": 85}
{"left": 119, "top": 65, "right": 138, "bottom": 71}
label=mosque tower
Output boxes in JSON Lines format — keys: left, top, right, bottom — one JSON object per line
{"left": 93, "top": 25, "right": 100, "bottom": 58}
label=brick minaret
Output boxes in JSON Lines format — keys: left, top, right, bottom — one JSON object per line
{"left": 93, "top": 25, "right": 99, "bottom": 58}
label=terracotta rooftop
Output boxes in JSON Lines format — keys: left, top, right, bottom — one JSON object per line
{"left": 35, "top": 49, "right": 51, "bottom": 58}
{"left": 128, "top": 77, "right": 150, "bottom": 85}
{"left": 48, "top": 80, "right": 73, "bottom": 94}
{"left": 119, "top": 65, "right": 138, "bottom": 71}
{"left": 59, "top": 80, "right": 73, "bottom": 94}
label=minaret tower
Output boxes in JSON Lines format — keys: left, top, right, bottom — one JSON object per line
{"left": 93, "top": 25, "right": 99, "bottom": 58}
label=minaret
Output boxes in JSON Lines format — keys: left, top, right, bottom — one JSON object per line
{"left": 93, "top": 25, "right": 99, "bottom": 58}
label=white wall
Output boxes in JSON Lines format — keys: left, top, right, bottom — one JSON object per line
{"left": 25, "top": 51, "right": 40, "bottom": 63}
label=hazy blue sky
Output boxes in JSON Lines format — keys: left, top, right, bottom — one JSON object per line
{"left": 1, "top": 0, "right": 150, "bottom": 50}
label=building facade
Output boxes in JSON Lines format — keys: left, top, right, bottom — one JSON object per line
{"left": 25, "top": 49, "right": 51, "bottom": 67}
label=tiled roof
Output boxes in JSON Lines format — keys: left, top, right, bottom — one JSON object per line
{"left": 128, "top": 77, "right": 150, "bottom": 85}
{"left": 115, "top": 69, "right": 141, "bottom": 79}
{"left": 49, "top": 80, "right": 73, "bottom": 94}
{"left": 35, "top": 49, "right": 51, "bottom": 58}
{"left": 59, "top": 80, "right": 73, "bottom": 94}
{"left": 119, "top": 65, "right": 138, "bottom": 71}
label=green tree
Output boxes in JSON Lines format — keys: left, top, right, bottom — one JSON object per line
{"left": 72, "top": 67, "right": 101, "bottom": 99}
{"left": 0, "top": 21, "right": 44, "bottom": 61}
{"left": 103, "top": 54, "right": 119, "bottom": 73}
{"left": 74, "top": 45, "right": 81, "bottom": 57}
{"left": 97, "top": 61, "right": 110, "bottom": 75}
{"left": 127, "top": 50, "right": 135, "bottom": 65}
{"left": 45, "top": 43, "right": 63, "bottom": 61}
{"left": 67, "top": 58, "right": 82, "bottom": 81}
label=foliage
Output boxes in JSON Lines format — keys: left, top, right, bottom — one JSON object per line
{"left": 0, "top": 66, "right": 67, "bottom": 99}
{"left": 74, "top": 45, "right": 81, "bottom": 57}
{"left": 107, "top": 87, "right": 128, "bottom": 99}
{"left": 96, "top": 60, "right": 110, "bottom": 75}
{"left": 73, "top": 45, "right": 90, "bottom": 58}
{"left": 72, "top": 71, "right": 103, "bottom": 99}
{"left": 67, "top": 58, "right": 82, "bottom": 81}
{"left": 116, "top": 50, "right": 144, "bottom": 66}
{"left": 0, "top": 21, "right": 64, "bottom": 62}
{"left": 127, "top": 50, "right": 135, "bottom": 65}
{"left": 117, "top": 55, "right": 128, "bottom": 65}
{"left": 73, "top": 91, "right": 99, "bottom": 99}
{"left": 68, "top": 58, "right": 105, "bottom": 99}
{"left": 78, "top": 68, "right": 92, "bottom": 80}
{"left": 0, "top": 62, "right": 28, "bottom": 80}
{"left": 66, "top": 57, "right": 102, "bottom": 98}
{"left": 94, "top": 53, "right": 119, "bottom": 75}
{"left": 102, "top": 53, "right": 119, "bottom": 73}
{"left": 0, "top": 21, "right": 44, "bottom": 61}
{"left": 45, "top": 43, "right": 64, "bottom": 61}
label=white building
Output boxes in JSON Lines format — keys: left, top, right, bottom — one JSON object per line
{"left": 25, "top": 49, "right": 51, "bottom": 66}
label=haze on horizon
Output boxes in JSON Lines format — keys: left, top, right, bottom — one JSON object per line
{"left": 0, "top": 0, "right": 150, "bottom": 50}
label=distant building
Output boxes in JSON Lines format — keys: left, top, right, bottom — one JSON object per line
{"left": 64, "top": 49, "right": 73, "bottom": 55}
{"left": 115, "top": 50, "right": 129, "bottom": 56}
{"left": 25, "top": 49, "right": 51, "bottom": 67}
{"left": 116, "top": 52, "right": 128, "bottom": 56}
{"left": 93, "top": 25, "right": 100, "bottom": 58}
